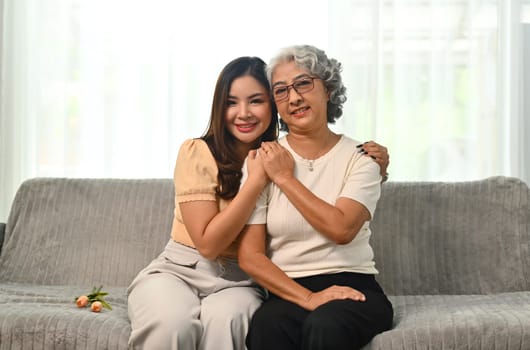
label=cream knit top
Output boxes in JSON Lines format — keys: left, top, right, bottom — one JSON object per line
{"left": 245, "top": 135, "right": 382, "bottom": 277}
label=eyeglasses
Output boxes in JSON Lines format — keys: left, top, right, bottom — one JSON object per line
{"left": 272, "top": 77, "right": 319, "bottom": 102}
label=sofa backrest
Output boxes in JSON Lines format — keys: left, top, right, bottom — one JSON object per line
{"left": 370, "top": 176, "right": 530, "bottom": 295}
{"left": 0, "top": 178, "right": 174, "bottom": 287}
{"left": 1, "top": 176, "right": 529, "bottom": 294}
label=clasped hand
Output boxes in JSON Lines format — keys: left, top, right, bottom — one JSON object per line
{"left": 246, "top": 142, "right": 294, "bottom": 185}
{"left": 257, "top": 141, "right": 294, "bottom": 185}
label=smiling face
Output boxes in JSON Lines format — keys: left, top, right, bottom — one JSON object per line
{"left": 271, "top": 60, "right": 329, "bottom": 134}
{"left": 224, "top": 75, "right": 273, "bottom": 150}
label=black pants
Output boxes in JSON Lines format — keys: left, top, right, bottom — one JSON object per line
{"left": 246, "top": 272, "right": 393, "bottom": 350}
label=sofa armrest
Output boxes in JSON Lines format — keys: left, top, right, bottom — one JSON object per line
{"left": 0, "top": 223, "right": 5, "bottom": 254}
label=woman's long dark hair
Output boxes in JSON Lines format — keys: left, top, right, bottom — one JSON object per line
{"left": 201, "top": 57, "right": 278, "bottom": 200}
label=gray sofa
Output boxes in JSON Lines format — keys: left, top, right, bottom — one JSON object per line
{"left": 0, "top": 176, "right": 528, "bottom": 350}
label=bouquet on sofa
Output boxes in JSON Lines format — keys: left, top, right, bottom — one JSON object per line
{"left": 75, "top": 286, "right": 112, "bottom": 312}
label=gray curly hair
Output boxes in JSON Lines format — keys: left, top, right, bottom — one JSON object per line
{"left": 266, "top": 45, "right": 347, "bottom": 131}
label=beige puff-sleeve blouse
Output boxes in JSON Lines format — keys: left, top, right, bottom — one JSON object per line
{"left": 170, "top": 138, "right": 238, "bottom": 257}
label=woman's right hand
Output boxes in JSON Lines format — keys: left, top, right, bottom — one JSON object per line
{"left": 259, "top": 141, "right": 295, "bottom": 185}
{"left": 246, "top": 149, "right": 269, "bottom": 187}
{"left": 304, "top": 285, "right": 366, "bottom": 311}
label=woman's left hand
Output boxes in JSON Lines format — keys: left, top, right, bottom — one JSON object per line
{"left": 259, "top": 141, "right": 295, "bottom": 185}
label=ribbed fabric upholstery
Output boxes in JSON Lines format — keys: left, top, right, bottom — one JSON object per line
{"left": 0, "top": 284, "right": 130, "bottom": 350}
{"left": 0, "top": 178, "right": 174, "bottom": 286}
{"left": 0, "top": 176, "right": 529, "bottom": 350}
{"left": 368, "top": 293, "right": 530, "bottom": 350}
{"left": 362, "top": 176, "right": 530, "bottom": 349}
{"left": 0, "top": 178, "right": 174, "bottom": 350}
{"left": 370, "top": 176, "right": 529, "bottom": 296}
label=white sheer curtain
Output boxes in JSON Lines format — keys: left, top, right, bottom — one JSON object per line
{"left": 330, "top": 0, "right": 529, "bottom": 182}
{"left": 1, "top": 0, "right": 528, "bottom": 221}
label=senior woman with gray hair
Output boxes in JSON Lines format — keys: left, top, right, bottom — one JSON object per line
{"left": 238, "top": 44, "right": 393, "bottom": 350}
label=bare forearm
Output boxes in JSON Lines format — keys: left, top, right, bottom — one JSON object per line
{"left": 240, "top": 253, "right": 312, "bottom": 308}
{"left": 198, "top": 178, "right": 265, "bottom": 258}
{"left": 275, "top": 176, "right": 360, "bottom": 244}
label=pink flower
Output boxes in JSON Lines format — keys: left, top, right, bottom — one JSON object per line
{"left": 91, "top": 301, "right": 103, "bottom": 313}
{"left": 74, "top": 286, "right": 112, "bottom": 311}
{"left": 76, "top": 295, "right": 89, "bottom": 308}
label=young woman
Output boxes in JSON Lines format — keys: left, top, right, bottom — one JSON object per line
{"left": 239, "top": 45, "right": 394, "bottom": 350}
{"left": 127, "top": 56, "right": 278, "bottom": 350}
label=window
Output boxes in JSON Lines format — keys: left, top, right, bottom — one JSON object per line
{"left": 1, "top": 0, "right": 528, "bottom": 221}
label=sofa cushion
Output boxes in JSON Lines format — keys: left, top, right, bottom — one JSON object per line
{"left": 371, "top": 176, "right": 530, "bottom": 295}
{"left": 365, "top": 293, "right": 530, "bottom": 350}
{"left": 0, "top": 283, "right": 130, "bottom": 349}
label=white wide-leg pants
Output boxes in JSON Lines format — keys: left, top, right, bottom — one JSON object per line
{"left": 127, "top": 239, "right": 264, "bottom": 350}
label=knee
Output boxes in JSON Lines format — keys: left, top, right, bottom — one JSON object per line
{"left": 129, "top": 313, "right": 200, "bottom": 350}
{"left": 202, "top": 302, "right": 251, "bottom": 329}
{"left": 129, "top": 298, "right": 200, "bottom": 348}
{"left": 202, "top": 288, "right": 263, "bottom": 328}
{"left": 303, "top": 310, "right": 341, "bottom": 337}
{"left": 302, "top": 307, "right": 361, "bottom": 350}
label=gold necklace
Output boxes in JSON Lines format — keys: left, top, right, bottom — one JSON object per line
{"left": 307, "top": 159, "right": 316, "bottom": 171}
{"left": 292, "top": 132, "right": 333, "bottom": 172}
